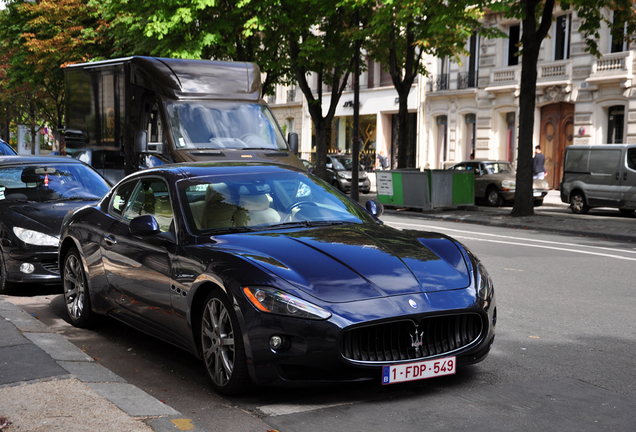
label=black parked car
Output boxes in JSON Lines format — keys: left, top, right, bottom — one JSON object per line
{"left": 0, "top": 139, "right": 17, "bottom": 156}
{"left": 0, "top": 156, "right": 111, "bottom": 293}
{"left": 59, "top": 162, "right": 496, "bottom": 395}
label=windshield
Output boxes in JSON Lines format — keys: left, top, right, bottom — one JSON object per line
{"left": 179, "top": 171, "right": 374, "bottom": 234}
{"left": 481, "top": 162, "right": 513, "bottom": 174}
{"left": 330, "top": 156, "right": 354, "bottom": 171}
{"left": 166, "top": 101, "right": 288, "bottom": 151}
{"left": 0, "top": 163, "right": 110, "bottom": 203}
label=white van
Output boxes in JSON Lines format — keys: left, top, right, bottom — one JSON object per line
{"left": 560, "top": 144, "right": 636, "bottom": 214}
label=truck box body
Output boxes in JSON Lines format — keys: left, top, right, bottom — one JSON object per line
{"left": 64, "top": 56, "right": 303, "bottom": 183}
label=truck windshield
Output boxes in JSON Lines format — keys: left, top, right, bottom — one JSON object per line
{"left": 166, "top": 101, "right": 288, "bottom": 151}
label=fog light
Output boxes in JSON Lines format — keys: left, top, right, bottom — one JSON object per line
{"left": 269, "top": 335, "right": 283, "bottom": 350}
{"left": 20, "top": 263, "right": 35, "bottom": 274}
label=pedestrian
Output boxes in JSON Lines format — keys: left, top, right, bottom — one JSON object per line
{"left": 469, "top": 152, "right": 475, "bottom": 160}
{"left": 533, "top": 145, "right": 546, "bottom": 180}
{"left": 377, "top": 151, "right": 389, "bottom": 170}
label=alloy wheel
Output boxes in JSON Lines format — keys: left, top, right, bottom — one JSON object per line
{"left": 63, "top": 251, "right": 87, "bottom": 323}
{"left": 201, "top": 297, "right": 235, "bottom": 388}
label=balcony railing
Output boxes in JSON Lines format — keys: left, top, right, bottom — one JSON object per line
{"left": 267, "top": 94, "right": 276, "bottom": 104}
{"left": 457, "top": 71, "right": 478, "bottom": 89}
{"left": 430, "top": 74, "right": 450, "bottom": 91}
{"left": 538, "top": 60, "right": 571, "bottom": 81}
{"left": 286, "top": 89, "right": 296, "bottom": 103}
{"left": 588, "top": 51, "right": 633, "bottom": 83}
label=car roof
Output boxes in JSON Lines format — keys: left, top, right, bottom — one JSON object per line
{"left": 117, "top": 161, "right": 305, "bottom": 183}
{"left": 0, "top": 155, "right": 88, "bottom": 166}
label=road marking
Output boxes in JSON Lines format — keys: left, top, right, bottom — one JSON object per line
{"left": 387, "top": 221, "right": 636, "bottom": 261}
{"left": 257, "top": 402, "right": 355, "bottom": 417}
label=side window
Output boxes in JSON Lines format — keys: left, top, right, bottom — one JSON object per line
{"left": 110, "top": 181, "right": 138, "bottom": 218}
{"left": 589, "top": 150, "right": 622, "bottom": 175}
{"left": 122, "top": 178, "right": 173, "bottom": 232}
{"left": 626, "top": 148, "right": 636, "bottom": 171}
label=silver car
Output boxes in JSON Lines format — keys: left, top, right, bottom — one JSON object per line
{"left": 449, "top": 160, "right": 549, "bottom": 206}
{"left": 326, "top": 154, "right": 371, "bottom": 194}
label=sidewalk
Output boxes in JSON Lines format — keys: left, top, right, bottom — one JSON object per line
{"left": 0, "top": 299, "right": 206, "bottom": 432}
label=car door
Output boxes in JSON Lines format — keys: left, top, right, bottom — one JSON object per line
{"left": 101, "top": 177, "right": 178, "bottom": 339}
{"left": 622, "top": 147, "right": 636, "bottom": 208}
{"left": 587, "top": 148, "right": 623, "bottom": 207}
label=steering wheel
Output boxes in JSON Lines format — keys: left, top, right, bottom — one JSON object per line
{"left": 239, "top": 133, "right": 267, "bottom": 147}
{"left": 285, "top": 201, "right": 319, "bottom": 221}
{"left": 60, "top": 187, "right": 87, "bottom": 198}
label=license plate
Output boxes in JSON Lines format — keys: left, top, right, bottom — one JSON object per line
{"left": 533, "top": 191, "right": 543, "bottom": 197}
{"left": 382, "top": 356, "right": 456, "bottom": 385}
{"left": 358, "top": 182, "right": 364, "bottom": 187}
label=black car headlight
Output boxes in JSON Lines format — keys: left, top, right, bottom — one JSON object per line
{"left": 243, "top": 287, "right": 331, "bottom": 320}
{"left": 477, "top": 262, "right": 493, "bottom": 300}
{"left": 13, "top": 227, "right": 59, "bottom": 246}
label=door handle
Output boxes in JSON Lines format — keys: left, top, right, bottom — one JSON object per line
{"left": 616, "top": 171, "right": 620, "bottom": 180}
{"left": 624, "top": 171, "right": 628, "bottom": 181}
{"left": 104, "top": 235, "right": 117, "bottom": 246}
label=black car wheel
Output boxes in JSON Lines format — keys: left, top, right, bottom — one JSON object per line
{"left": 332, "top": 180, "right": 343, "bottom": 192}
{"left": 570, "top": 191, "right": 589, "bottom": 214}
{"left": 0, "top": 253, "right": 14, "bottom": 294}
{"left": 62, "top": 248, "right": 94, "bottom": 327}
{"left": 619, "top": 208, "right": 635, "bottom": 216}
{"left": 201, "top": 290, "right": 250, "bottom": 395}
{"left": 486, "top": 187, "right": 502, "bottom": 207}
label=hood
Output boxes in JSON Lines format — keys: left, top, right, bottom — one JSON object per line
{"left": 213, "top": 224, "right": 471, "bottom": 303}
{"left": 0, "top": 200, "right": 95, "bottom": 237}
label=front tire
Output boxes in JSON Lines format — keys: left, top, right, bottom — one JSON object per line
{"left": 0, "top": 252, "right": 14, "bottom": 294}
{"left": 200, "top": 290, "right": 250, "bottom": 395}
{"left": 486, "top": 187, "right": 502, "bottom": 207}
{"left": 62, "top": 248, "right": 94, "bottom": 327}
{"left": 570, "top": 191, "right": 589, "bottom": 214}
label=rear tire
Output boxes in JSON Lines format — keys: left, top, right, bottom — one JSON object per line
{"left": 619, "top": 208, "right": 635, "bottom": 216}
{"left": 200, "top": 290, "right": 250, "bottom": 395}
{"left": 570, "top": 192, "right": 589, "bottom": 214}
{"left": 534, "top": 198, "right": 544, "bottom": 207}
{"left": 62, "top": 248, "right": 94, "bottom": 327}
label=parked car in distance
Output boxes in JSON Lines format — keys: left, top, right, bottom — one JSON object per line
{"left": 326, "top": 154, "right": 371, "bottom": 193}
{"left": 449, "top": 160, "right": 549, "bottom": 206}
{"left": 300, "top": 158, "right": 315, "bottom": 174}
{"left": 0, "top": 156, "right": 111, "bottom": 293}
{"left": 0, "top": 139, "right": 17, "bottom": 156}
{"left": 59, "top": 162, "right": 496, "bottom": 395}
{"left": 560, "top": 144, "right": 636, "bottom": 215}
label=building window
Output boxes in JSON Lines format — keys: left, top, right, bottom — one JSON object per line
{"left": 506, "top": 112, "right": 516, "bottom": 163}
{"left": 459, "top": 33, "right": 479, "bottom": 89}
{"left": 436, "top": 115, "right": 448, "bottom": 169}
{"left": 607, "top": 105, "right": 624, "bottom": 144}
{"left": 367, "top": 57, "right": 375, "bottom": 89}
{"left": 465, "top": 114, "right": 476, "bottom": 160}
{"left": 508, "top": 24, "right": 520, "bottom": 66}
{"left": 554, "top": 15, "right": 571, "bottom": 60}
{"left": 611, "top": 11, "right": 627, "bottom": 53}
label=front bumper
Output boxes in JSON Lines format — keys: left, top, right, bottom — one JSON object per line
{"left": 239, "top": 286, "right": 496, "bottom": 387}
{"left": 338, "top": 177, "right": 371, "bottom": 193}
{"left": 4, "top": 247, "right": 61, "bottom": 285}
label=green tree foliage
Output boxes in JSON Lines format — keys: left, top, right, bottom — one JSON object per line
{"left": 363, "top": 0, "right": 499, "bottom": 169}
{"left": 489, "top": 0, "right": 636, "bottom": 216}
{"left": 0, "top": 0, "right": 109, "bottom": 146}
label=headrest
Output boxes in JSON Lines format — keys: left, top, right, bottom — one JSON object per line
{"left": 205, "top": 183, "right": 231, "bottom": 203}
{"left": 239, "top": 194, "right": 270, "bottom": 211}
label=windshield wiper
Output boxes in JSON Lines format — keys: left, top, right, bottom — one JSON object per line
{"left": 264, "top": 220, "right": 349, "bottom": 230}
{"left": 205, "top": 226, "right": 261, "bottom": 234}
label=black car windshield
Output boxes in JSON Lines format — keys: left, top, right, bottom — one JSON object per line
{"left": 330, "top": 156, "right": 353, "bottom": 171}
{"left": 166, "top": 100, "right": 287, "bottom": 151}
{"left": 179, "top": 171, "right": 373, "bottom": 234}
{"left": 0, "top": 163, "right": 110, "bottom": 203}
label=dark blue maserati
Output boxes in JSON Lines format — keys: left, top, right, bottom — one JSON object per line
{"left": 59, "top": 162, "right": 496, "bottom": 395}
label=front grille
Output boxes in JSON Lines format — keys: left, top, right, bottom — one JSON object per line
{"left": 41, "top": 261, "right": 60, "bottom": 275}
{"left": 341, "top": 313, "right": 483, "bottom": 363}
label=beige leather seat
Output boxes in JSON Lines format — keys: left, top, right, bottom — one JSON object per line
{"left": 190, "top": 183, "right": 236, "bottom": 229}
{"left": 234, "top": 192, "right": 280, "bottom": 226}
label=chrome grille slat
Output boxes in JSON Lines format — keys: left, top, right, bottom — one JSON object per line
{"left": 341, "top": 313, "right": 483, "bottom": 363}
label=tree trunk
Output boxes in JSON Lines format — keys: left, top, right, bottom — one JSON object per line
{"left": 396, "top": 93, "right": 410, "bottom": 169}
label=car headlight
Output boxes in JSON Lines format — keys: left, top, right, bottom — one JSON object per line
{"left": 13, "top": 227, "right": 59, "bottom": 246}
{"left": 501, "top": 180, "right": 516, "bottom": 190}
{"left": 337, "top": 171, "right": 351, "bottom": 179}
{"left": 243, "top": 287, "right": 331, "bottom": 320}
{"left": 476, "top": 262, "right": 493, "bottom": 300}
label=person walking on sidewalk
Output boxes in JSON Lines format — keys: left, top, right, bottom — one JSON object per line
{"left": 533, "top": 145, "right": 546, "bottom": 180}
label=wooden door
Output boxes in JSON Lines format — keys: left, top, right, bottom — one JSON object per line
{"left": 540, "top": 103, "right": 574, "bottom": 189}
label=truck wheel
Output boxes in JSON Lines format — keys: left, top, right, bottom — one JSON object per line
{"left": 486, "top": 187, "right": 502, "bottom": 207}
{"left": 570, "top": 192, "right": 589, "bottom": 214}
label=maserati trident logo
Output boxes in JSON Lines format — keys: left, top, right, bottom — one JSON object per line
{"left": 410, "top": 330, "right": 424, "bottom": 356}
{"left": 408, "top": 299, "right": 418, "bottom": 309}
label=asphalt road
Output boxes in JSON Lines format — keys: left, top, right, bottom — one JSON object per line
{"left": 6, "top": 213, "right": 636, "bottom": 431}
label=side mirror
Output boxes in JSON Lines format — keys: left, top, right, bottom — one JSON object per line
{"left": 130, "top": 214, "right": 160, "bottom": 236}
{"left": 135, "top": 130, "right": 148, "bottom": 154}
{"left": 365, "top": 200, "right": 384, "bottom": 218}
{"left": 288, "top": 132, "right": 299, "bottom": 154}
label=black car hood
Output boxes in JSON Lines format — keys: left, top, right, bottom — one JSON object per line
{"left": 212, "top": 224, "right": 471, "bottom": 303}
{"left": 1, "top": 200, "right": 94, "bottom": 236}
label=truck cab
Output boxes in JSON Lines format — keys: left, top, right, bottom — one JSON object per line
{"left": 64, "top": 57, "right": 302, "bottom": 183}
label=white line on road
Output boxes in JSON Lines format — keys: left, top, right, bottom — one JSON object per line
{"left": 386, "top": 221, "right": 636, "bottom": 261}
